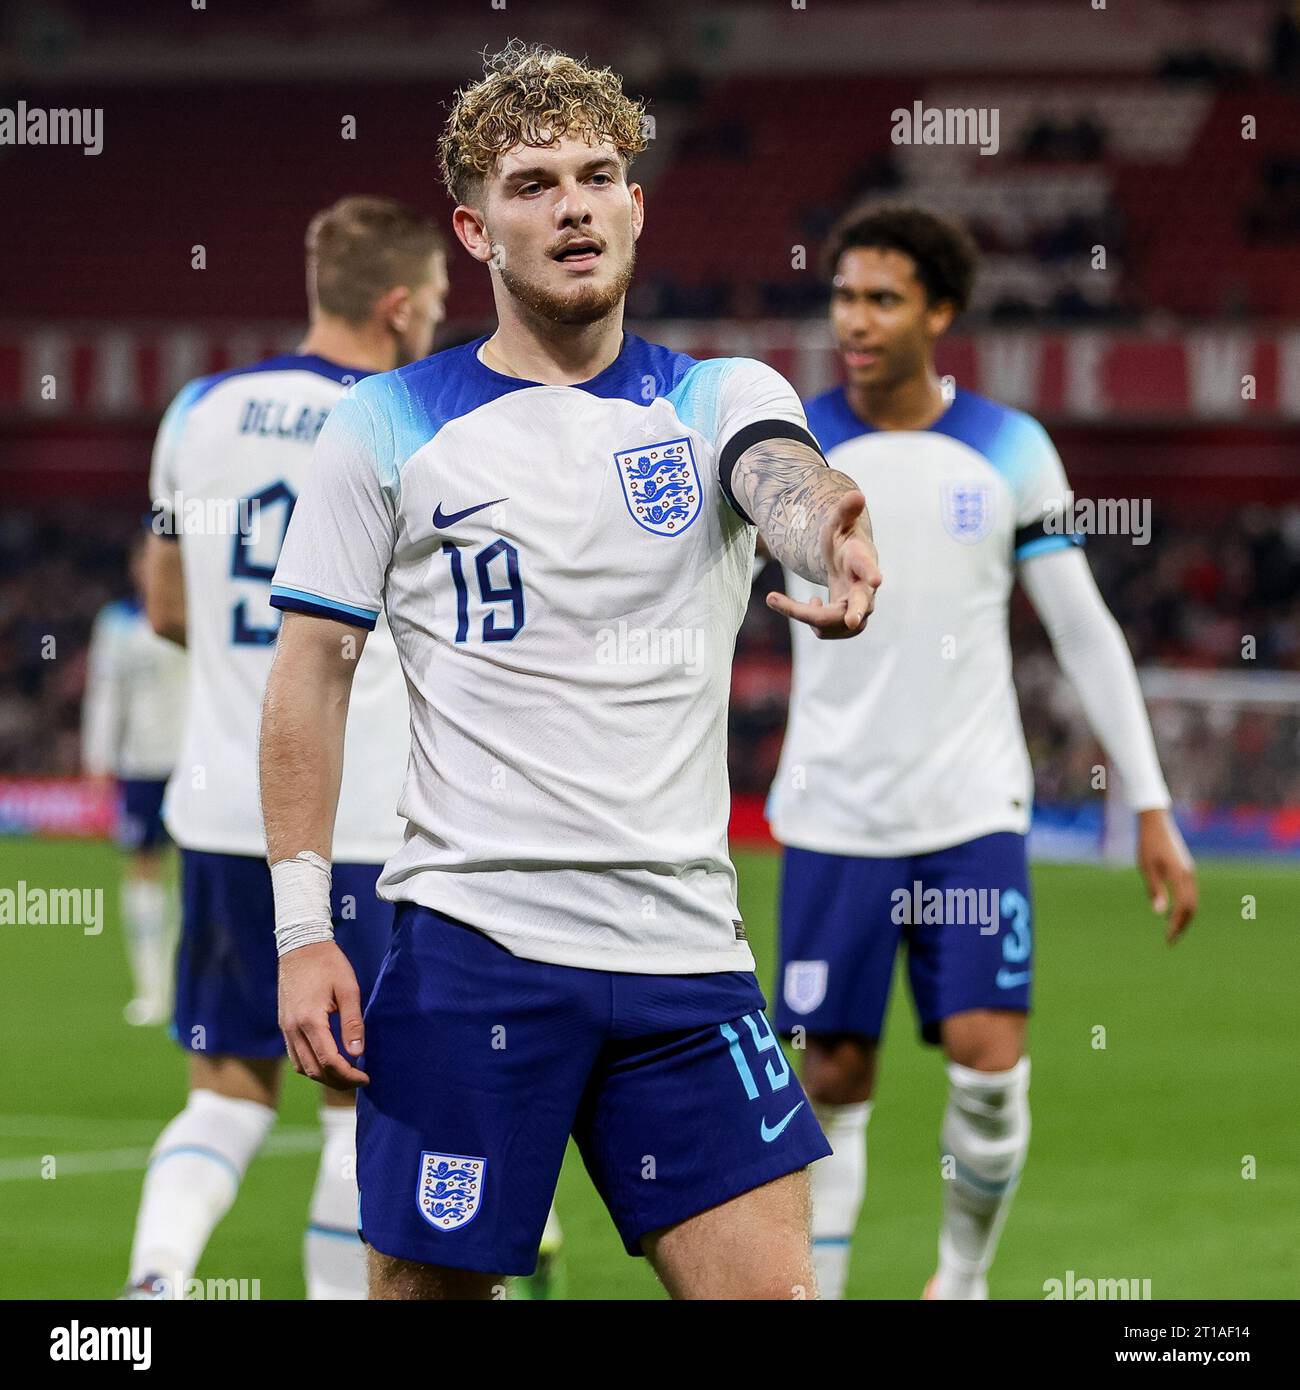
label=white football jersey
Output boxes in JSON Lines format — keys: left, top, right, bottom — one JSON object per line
{"left": 82, "top": 598, "right": 188, "bottom": 780}
{"left": 150, "top": 354, "right": 410, "bottom": 861}
{"left": 271, "top": 333, "right": 820, "bottom": 975}
{"left": 767, "top": 385, "right": 1082, "bottom": 858}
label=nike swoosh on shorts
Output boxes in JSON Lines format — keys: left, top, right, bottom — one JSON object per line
{"left": 760, "top": 1102, "right": 805, "bottom": 1143}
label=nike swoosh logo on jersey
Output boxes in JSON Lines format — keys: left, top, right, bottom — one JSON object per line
{"left": 996, "top": 968, "right": 1032, "bottom": 989}
{"left": 760, "top": 1102, "right": 805, "bottom": 1143}
{"left": 433, "top": 497, "right": 508, "bottom": 528}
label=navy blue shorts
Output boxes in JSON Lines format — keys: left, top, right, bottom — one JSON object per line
{"left": 173, "top": 849, "right": 395, "bottom": 1059}
{"left": 356, "top": 904, "right": 830, "bottom": 1276}
{"left": 774, "top": 832, "right": 1033, "bottom": 1045}
{"left": 116, "top": 778, "right": 169, "bottom": 853}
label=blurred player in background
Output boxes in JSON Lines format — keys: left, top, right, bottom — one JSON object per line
{"left": 120, "top": 196, "right": 447, "bottom": 1300}
{"left": 82, "top": 529, "right": 188, "bottom": 1026}
{"left": 259, "top": 42, "right": 881, "bottom": 1300}
{"left": 767, "top": 204, "right": 1198, "bottom": 1299}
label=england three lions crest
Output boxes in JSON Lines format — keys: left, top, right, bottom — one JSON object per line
{"left": 942, "top": 482, "right": 994, "bottom": 544}
{"left": 614, "top": 437, "right": 702, "bottom": 537}
{"left": 416, "top": 1151, "right": 485, "bottom": 1232}
{"left": 783, "top": 960, "right": 828, "bottom": 1016}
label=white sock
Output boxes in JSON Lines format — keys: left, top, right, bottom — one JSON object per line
{"left": 810, "top": 1100, "right": 872, "bottom": 1300}
{"left": 935, "top": 1057, "right": 1031, "bottom": 1300}
{"left": 121, "top": 877, "right": 172, "bottom": 1009}
{"left": 539, "top": 1200, "right": 563, "bottom": 1255}
{"left": 305, "top": 1105, "right": 366, "bottom": 1300}
{"left": 129, "top": 1088, "right": 276, "bottom": 1296}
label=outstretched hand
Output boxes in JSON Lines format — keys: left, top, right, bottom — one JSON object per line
{"left": 766, "top": 489, "right": 882, "bottom": 638}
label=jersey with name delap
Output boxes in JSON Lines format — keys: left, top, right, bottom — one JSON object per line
{"left": 270, "top": 333, "right": 821, "bottom": 975}
{"left": 150, "top": 354, "right": 410, "bottom": 862}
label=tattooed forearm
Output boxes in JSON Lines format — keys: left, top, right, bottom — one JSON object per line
{"left": 732, "top": 439, "right": 870, "bottom": 584}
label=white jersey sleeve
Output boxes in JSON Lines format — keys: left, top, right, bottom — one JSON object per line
{"left": 1002, "top": 413, "right": 1083, "bottom": 564}
{"left": 713, "top": 359, "right": 825, "bottom": 524}
{"left": 1019, "top": 546, "right": 1171, "bottom": 811}
{"left": 270, "top": 388, "right": 396, "bottom": 628}
{"left": 149, "top": 378, "right": 206, "bottom": 536}
{"left": 1006, "top": 413, "right": 1166, "bottom": 806}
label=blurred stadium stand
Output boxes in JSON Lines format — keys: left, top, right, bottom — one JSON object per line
{"left": 3, "top": 0, "right": 1299, "bottom": 854}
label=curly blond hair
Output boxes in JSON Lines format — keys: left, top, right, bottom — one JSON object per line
{"left": 439, "top": 41, "right": 648, "bottom": 205}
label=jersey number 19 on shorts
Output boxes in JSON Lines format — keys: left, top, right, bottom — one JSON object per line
{"left": 721, "top": 1013, "right": 806, "bottom": 1143}
{"left": 721, "top": 1012, "right": 792, "bottom": 1097}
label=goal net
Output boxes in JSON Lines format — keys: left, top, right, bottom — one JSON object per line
{"left": 1020, "top": 664, "right": 1300, "bottom": 862}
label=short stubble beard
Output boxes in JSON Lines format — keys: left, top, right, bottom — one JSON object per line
{"left": 498, "top": 246, "right": 636, "bottom": 326}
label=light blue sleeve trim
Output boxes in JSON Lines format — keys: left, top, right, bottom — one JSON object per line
{"left": 269, "top": 585, "right": 380, "bottom": 622}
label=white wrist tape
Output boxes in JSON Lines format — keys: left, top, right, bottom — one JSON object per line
{"left": 271, "top": 850, "right": 334, "bottom": 957}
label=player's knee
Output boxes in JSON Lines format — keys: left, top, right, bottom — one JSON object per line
{"left": 941, "top": 1012, "right": 1026, "bottom": 1073}
{"left": 945, "top": 1038, "right": 1023, "bottom": 1073}
{"left": 188, "top": 1053, "right": 282, "bottom": 1109}
{"left": 802, "top": 1034, "right": 876, "bottom": 1105}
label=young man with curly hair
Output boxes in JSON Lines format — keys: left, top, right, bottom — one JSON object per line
{"left": 259, "top": 43, "right": 882, "bottom": 1300}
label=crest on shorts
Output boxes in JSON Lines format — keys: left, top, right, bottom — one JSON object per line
{"left": 614, "top": 437, "right": 701, "bottom": 537}
{"left": 783, "top": 960, "right": 829, "bottom": 1016}
{"left": 941, "top": 481, "right": 994, "bottom": 544}
{"left": 416, "top": 1151, "right": 486, "bottom": 1232}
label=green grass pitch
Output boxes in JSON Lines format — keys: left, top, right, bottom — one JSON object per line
{"left": 1, "top": 836, "right": 1295, "bottom": 1299}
